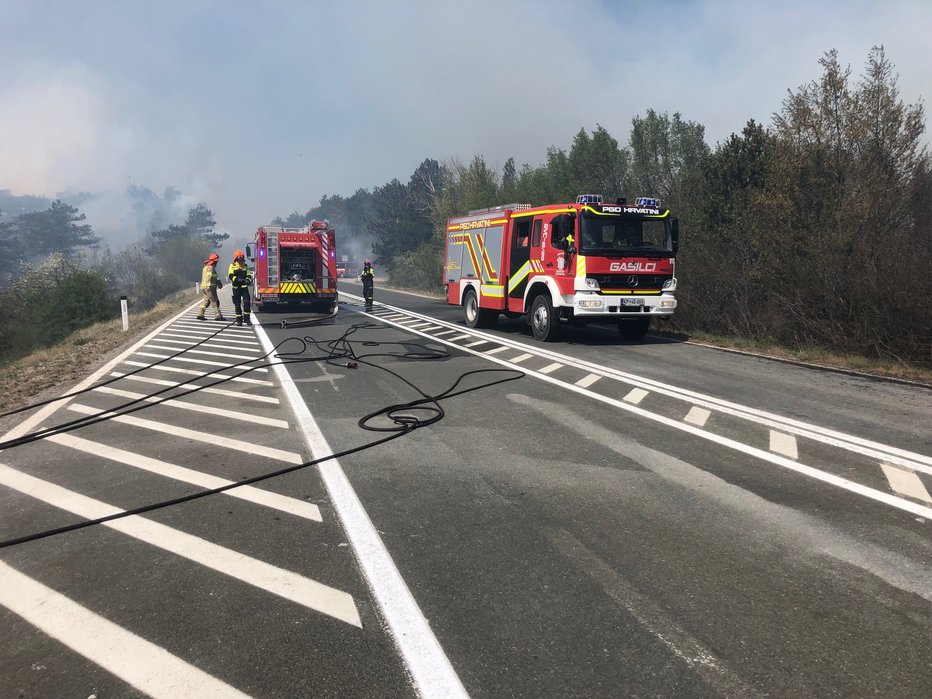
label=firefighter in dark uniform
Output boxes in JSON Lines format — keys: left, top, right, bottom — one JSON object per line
{"left": 227, "top": 249, "right": 253, "bottom": 326}
{"left": 359, "top": 258, "right": 374, "bottom": 308}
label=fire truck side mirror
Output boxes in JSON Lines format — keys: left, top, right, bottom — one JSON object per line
{"left": 245, "top": 244, "right": 254, "bottom": 261}
{"left": 671, "top": 218, "right": 679, "bottom": 255}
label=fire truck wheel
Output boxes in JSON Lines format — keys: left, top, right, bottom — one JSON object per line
{"left": 618, "top": 317, "right": 651, "bottom": 340}
{"left": 530, "top": 294, "right": 560, "bottom": 342}
{"left": 464, "top": 289, "right": 498, "bottom": 329}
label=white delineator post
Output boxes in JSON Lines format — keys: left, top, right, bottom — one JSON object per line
{"left": 120, "top": 295, "right": 129, "bottom": 332}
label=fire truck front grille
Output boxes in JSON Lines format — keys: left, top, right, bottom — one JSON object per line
{"left": 589, "top": 274, "right": 670, "bottom": 290}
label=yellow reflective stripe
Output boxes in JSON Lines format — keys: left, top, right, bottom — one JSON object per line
{"left": 580, "top": 205, "right": 670, "bottom": 219}
{"left": 600, "top": 290, "right": 663, "bottom": 295}
{"left": 463, "top": 234, "right": 481, "bottom": 280}
{"left": 279, "top": 282, "right": 317, "bottom": 294}
{"left": 477, "top": 233, "right": 498, "bottom": 282}
{"left": 576, "top": 255, "right": 586, "bottom": 277}
{"left": 510, "top": 207, "right": 575, "bottom": 218}
{"left": 480, "top": 284, "right": 504, "bottom": 298}
{"left": 507, "top": 261, "right": 531, "bottom": 293}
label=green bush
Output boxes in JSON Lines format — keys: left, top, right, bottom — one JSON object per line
{"left": 388, "top": 243, "right": 445, "bottom": 293}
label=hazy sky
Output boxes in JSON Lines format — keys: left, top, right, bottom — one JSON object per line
{"left": 1, "top": 0, "right": 929, "bottom": 244}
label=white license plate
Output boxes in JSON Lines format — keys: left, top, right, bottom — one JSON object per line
{"left": 620, "top": 298, "right": 644, "bottom": 306}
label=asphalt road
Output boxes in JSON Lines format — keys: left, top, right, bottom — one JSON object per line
{"left": 2, "top": 283, "right": 930, "bottom": 697}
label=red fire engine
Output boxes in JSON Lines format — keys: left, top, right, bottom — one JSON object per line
{"left": 443, "top": 195, "right": 679, "bottom": 341}
{"left": 245, "top": 220, "right": 339, "bottom": 313}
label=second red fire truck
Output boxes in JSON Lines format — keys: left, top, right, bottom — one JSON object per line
{"left": 246, "top": 220, "right": 339, "bottom": 313}
{"left": 443, "top": 195, "right": 679, "bottom": 341}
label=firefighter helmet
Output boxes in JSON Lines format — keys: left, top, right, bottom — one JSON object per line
{"left": 233, "top": 249, "right": 245, "bottom": 260}
{"left": 364, "top": 258, "right": 371, "bottom": 265}
{"left": 205, "top": 253, "right": 220, "bottom": 264}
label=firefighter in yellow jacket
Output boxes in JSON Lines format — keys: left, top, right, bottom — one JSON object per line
{"left": 196, "top": 253, "right": 226, "bottom": 321}
{"left": 227, "top": 249, "right": 253, "bottom": 326}
{"left": 359, "top": 258, "right": 374, "bottom": 308}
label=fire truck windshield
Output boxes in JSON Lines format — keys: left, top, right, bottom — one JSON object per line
{"left": 579, "top": 212, "right": 673, "bottom": 256}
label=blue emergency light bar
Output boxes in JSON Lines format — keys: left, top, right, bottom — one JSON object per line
{"left": 576, "top": 194, "right": 603, "bottom": 204}
{"left": 635, "top": 197, "right": 661, "bottom": 207}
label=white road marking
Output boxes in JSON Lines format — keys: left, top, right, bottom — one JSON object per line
{"left": 134, "top": 352, "right": 268, "bottom": 373}
{"left": 433, "top": 330, "right": 457, "bottom": 337}
{"left": 881, "top": 463, "right": 932, "bottom": 503}
{"left": 448, "top": 334, "right": 471, "bottom": 342}
{"left": 47, "top": 434, "right": 320, "bottom": 520}
{"left": 0, "top": 301, "right": 202, "bottom": 444}
{"left": 406, "top": 322, "right": 434, "bottom": 329}
{"left": 465, "top": 340, "right": 488, "bottom": 348}
{"left": 684, "top": 406, "right": 711, "bottom": 427}
{"left": 109, "top": 372, "right": 278, "bottom": 404}
{"left": 484, "top": 346, "right": 508, "bottom": 355}
{"left": 145, "top": 344, "right": 262, "bottom": 361}
{"left": 624, "top": 388, "right": 649, "bottom": 405}
{"left": 171, "top": 323, "right": 256, "bottom": 336}
{"left": 769, "top": 430, "right": 799, "bottom": 459}
{"left": 91, "top": 386, "right": 289, "bottom": 428}
{"left": 510, "top": 353, "right": 533, "bottom": 363}
{"left": 575, "top": 373, "right": 601, "bottom": 388}
{"left": 251, "top": 317, "right": 468, "bottom": 698}
{"left": 0, "top": 464, "right": 360, "bottom": 627}
{"left": 0, "top": 561, "right": 250, "bottom": 699}
{"left": 539, "top": 362, "right": 563, "bottom": 374}
{"left": 67, "top": 404, "right": 302, "bottom": 463}
{"left": 147, "top": 338, "right": 263, "bottom": 354}
{"left": 159, "top": 331, "right": 261, "bottom": 347}
{"left": 122, "top": 360, "right": 272, "bottom": 385}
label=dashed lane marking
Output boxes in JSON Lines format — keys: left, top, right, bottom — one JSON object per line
{"left": 91, "top": 386, "right": 289, "bottom": 428}
{"left": 150, "top": 338, "right": 262, "bottom": 353}
{"left": 539, "top": 362, "right": 563, "bottom": 374}
{"left": 624, "top": 388, "right": 649, "bottom": 405}
{"left": 406, "top": 322, "right": 434, "bottom": 329}
{"left": 448, "top": 334, "right": 471, "bottom": 342}
{"left": 510, "top": 353, "right": 533, "bottom": 363}
{"left": 109, "top": 372, "right": 279, "bottom": 404}
{"left": 465, "top": 340, "right": 488, "bottom": 348}
{"left": 145, "top": 345, "right": 263, "bottom": 361}
{"left": 159, "top": 331, "right": 261, "bottom": 347}
{"left": 769, "top": 430, "right": 799, "bottom": 459}
{"left": 122, "top": 360, "right": 272, "bottom": 386}
{"left": 433, "top": 330, "right": 457, "bottom": 337}
{"left": 134, "top": 352, "right": 268, "bottom": 373}
{"left": 67, "top": 404, "right": 303, "bottom": 463}
{"left": 0, "top": 464, "right": 361, "bottom": 627}
{"left": 575, "top": 373, "right": 601, "bottom": 388}
{"left": 881, "top": 463, "right": 932, "bottom": 504}
{"left": 684, "top": 406, "right": 711, "bottom": 427}
{"left": 484, "top": 346, "right": 508, "bottom": 355}
{"left": 171, "top": 323, "right": 256, "bottom": 336}
{"left": 0, "top": 561, "right": 251, "bottom": 699}
{"left": 47, "top": 434, "right": 321, "bottom": 520}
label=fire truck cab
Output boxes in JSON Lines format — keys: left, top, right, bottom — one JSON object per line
{"left": 443, "top": 195, "right": 679, "bottom": 341}
{"left": 246, "top": 220, "right": 338, "bottom": 313}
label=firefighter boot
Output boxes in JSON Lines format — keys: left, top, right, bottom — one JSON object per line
{"left": 244, "top": 312, "right": 251, "bottom": 326}
{"left": 236, "top": 314, "right": 243, "bottom": 326}
{"left": 196, "top": 315, "right": 205, "bottom": 320}
{"left": 215, "top": 314, "right": 227, "bottom": 321}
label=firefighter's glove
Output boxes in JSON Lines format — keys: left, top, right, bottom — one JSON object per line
{"left": 217, "top": 281, "right": 223, "bottom": 289}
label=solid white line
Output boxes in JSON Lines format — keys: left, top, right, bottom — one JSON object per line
{"left": 464, "top": 340, "right": 488, "bottom": 348}
{"left": 346, "top": 296, "right": 932, "bottom": 520}
{"left": 110, "top": 372, "right": 278, "bottom": 404}
{"left": 484, "top": 346, "right": 508, "bottom": 355}
{"left": 250, "top": 318, "right": 468, "bottom": 697}
{"left": 0, "top": 561, "right": 250, "bottom": 699}
{"left": 539, "top": 362, "right": 563, "bottom": 374}
{"left": 91, "top": 386, "right": 289, "bottom": 428}
{"left": 122, "top": 360, "right": 272, "bottom": 386}
{"left": 159, "top": 331, "right": 261, "bottom": 347}
{"left": 881, "top": 463, "right": 932, "bottom": 503}
{"left": 575, "top": 373, "right": 601, "bottom": 388}
{"left": 47, "top": 434, "right": 321, "bottom": 520}
{"left": 684, "top": 406, "right": 711, "bottom": 427}
{"left": 134, "top": 352, "right": 268, "bottom": 373}
{"left": 769, "top": 430, "right": 799, "bottom": 459}
{"left": 348, "top": 296, "right": 932, "bottom": 474}
{"left": 0, "top": 464, "right": 359, "bottom": 627}
{"left": 152, "top": 338, "right": 262, "bottom": 353}
{"left": 510, "top": 353, "right": 533, "bottom": 364}
{"left": 624, "top": 388, "right": 649, "bottom": 405}
{"left": 0, "top": 300, "right": 202, "bottom": 444}
{"left": 145, "top": 344, "right": 262, "bottom": 361}
{"left": 68, "top": 404, "right": 303, "bottom": 463}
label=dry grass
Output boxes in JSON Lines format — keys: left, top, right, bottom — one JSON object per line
{"left": 0, "top": 289, "right": 198, "bottom": 419}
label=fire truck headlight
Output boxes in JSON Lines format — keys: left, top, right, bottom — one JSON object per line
{"left": 662, "top": 278, "right": 676, "bottom": 291}
{"left": 584, "top": 278, "right": 600, "bottom": 290}
{"left": 578, "top": 299, "right": 603, "bottom": 309}
{"left": 659, "top": 299, "right": 677, "bottom": 309}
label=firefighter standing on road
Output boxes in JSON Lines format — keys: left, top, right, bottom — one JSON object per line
{"left": 359, "top": 258, "right": 374, "bottom": 308}
{"left": 196, "top": 253, "right": 226, "bottom": 321}
{"left": 228, "top": 249, "right": 253, "bottom": 326}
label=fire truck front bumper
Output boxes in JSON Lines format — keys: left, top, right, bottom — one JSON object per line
{"left": 570, "top": 292, "right": 677, "bottom": 318}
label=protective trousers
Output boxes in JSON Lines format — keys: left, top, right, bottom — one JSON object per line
{"left": 198, "top": 287, "right": 222, "bottom": 318}
{"left": 362, "top": 276, "right": 374, "bottom": 307}
{"left": 232, "top": 286, "right": 251, "bottom": 325}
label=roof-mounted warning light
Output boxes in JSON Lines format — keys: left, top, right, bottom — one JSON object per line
{"left": 635, "top": 197, "right": 661, "bottom": 208}
{"left": 576, "top": 194, "right": 603, "bottom": 204}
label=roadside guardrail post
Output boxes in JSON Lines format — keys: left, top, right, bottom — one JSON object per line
{"left": 120, "top": 295, "right": 129, "bottom": 332}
